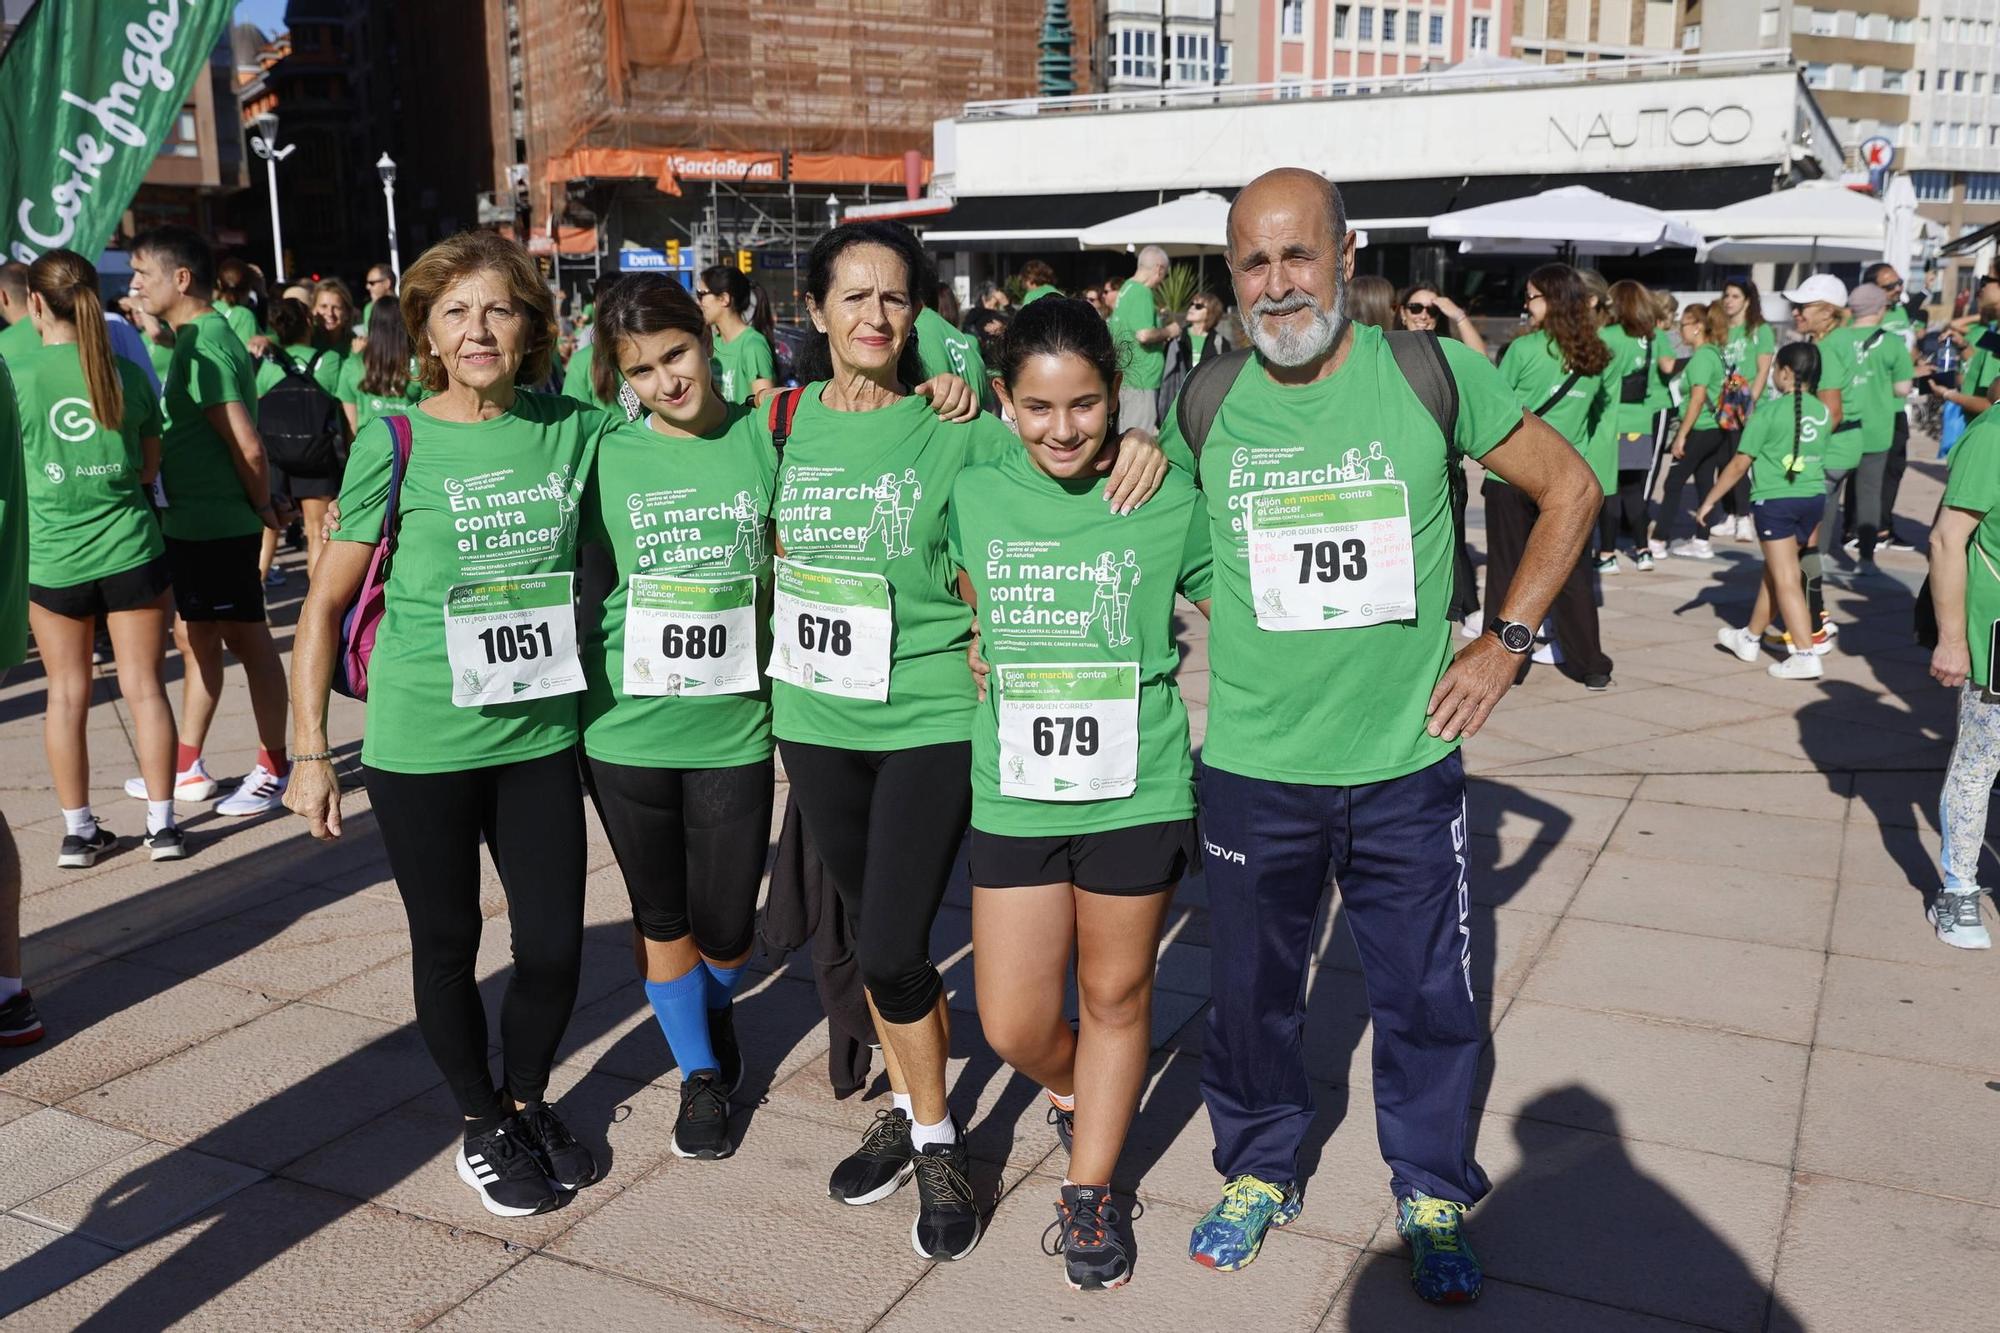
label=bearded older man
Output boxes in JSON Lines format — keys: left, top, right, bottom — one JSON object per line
{"left": 1164, "top": 169, "right": 1600, "bottom": 1302}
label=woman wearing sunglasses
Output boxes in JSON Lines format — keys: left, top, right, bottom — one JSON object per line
{"left": 1396, "top": 285, "right": 1487, "bottom": 357}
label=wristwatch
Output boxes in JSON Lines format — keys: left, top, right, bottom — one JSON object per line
{"left": 1487, "top": 618, "right": 1535, "bottom": 654}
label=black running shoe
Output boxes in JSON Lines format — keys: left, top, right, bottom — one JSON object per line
{"left": 515, "top": 1100, "right": 597, "bottom": 1191}
{"left": 57, "top": 825, "right": 116, "bottom": 869}
{"left": 708, "top": 1002, "right": 742, "bottom": 1093}
{"left": 145, "top": 826, "right": 187, "bottom": 862}
{"left": 911, "top": 1134, "right": 982, "bottom": 1261}
{"left": 1048, "top": 1101, "right": 1074, "bottom": 1154}
{"left": 456, "top": 1119, "right": 559, "bottom": 1217}
{"left": 0, "top": 990, "right": 45, "bottom": 1047}
{"left": 829, "top": 1108, "right": 914, "bottom": 1205}
{"left": 671, "top": 1071, "right": 734, "bottom": 1160}
{"left": 1043, "top": 1183, "right": 1133, "bottom": 1291}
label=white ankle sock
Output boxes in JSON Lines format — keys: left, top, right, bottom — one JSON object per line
{"left": 147, "top": 800, "right": 175, "bottom": 836}
{"left": 910, "top": 1114, "right": 957, "bottom": 1151}
{"left": 61, "top": 806, "right": 95, "bottom": 837}
{"left": 1046, "top": 1089, "right": 1074, "bottom": 1112}
{"left": 891, "top": 1091, "right": 913, "bottom": 1120}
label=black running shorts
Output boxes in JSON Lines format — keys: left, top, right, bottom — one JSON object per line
{"left": 969, "top": 818, "right": 1196, "bottom": 896}
{"left": 29, "top": 553, "right": 172, "bottom": 618}
{"left": 163, "top": 534, "right": 267, "bottom": 623}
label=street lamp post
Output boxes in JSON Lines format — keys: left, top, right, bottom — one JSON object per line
{"left": 824, "top": 193, "right": 842, "bottom": 233}
{"left": 248, "top": 111, "right": 295, "bottom": 283}
{"left": 376, "top": 153, "right": 402, "bottom": 287}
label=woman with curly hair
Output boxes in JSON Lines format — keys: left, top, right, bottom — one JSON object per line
{"left": 1487, "top": 263, "right": 1614, "bottom": 689}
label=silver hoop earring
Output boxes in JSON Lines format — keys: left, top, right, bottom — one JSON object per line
{"left": 617, "top": 381, "right": 642, "bottom": 422}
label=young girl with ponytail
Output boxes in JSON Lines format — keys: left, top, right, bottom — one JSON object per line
{"left": 1696, "top": 342, "right": 1831, "bottom": 680}
{"left": 14, "top": 250, "right": 186, "bottom": 865}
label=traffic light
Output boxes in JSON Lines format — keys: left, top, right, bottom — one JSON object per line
{"left": 737, "top": 249, "right": 753, "bottom": 274}
{"left": 666, "top": 239, "right": 680, "bottom": 266}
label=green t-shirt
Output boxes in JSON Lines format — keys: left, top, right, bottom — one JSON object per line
{"left": 335, "top": 356, "right": 422, "bottom": 435}
{"left": 913, "top": 307, "right": 986, "bottom": 397}
{"left": 1677, "top": 344, "right": 1725, "bottom": 432}
{"left": 1020, "top": 284, "right": 1062, "bottom": 306}
{"left": 158, "top": 309, "right": 261, "bottom": 541}
{"left": 143, "top": 330, "right": 175, "bottom": 384}
{"left": 0, "top": 361, "right": 27, "bottom": 670}
{"left": 1719, "top": 321, "right": 1775, "bottom": 385}
{"left": 1963, "top": 322, "right": 1998, "bottom": 401}
{"left": 581, "top": 404, "right": 777, "bottom": 768}
{"left": 220, "top": 301, "right": 258, "bottom": 349}
{"left": 770, "top": 390, "right": 1015, "bottom": 750}
{"left": 1850, "top": 323, "right": 1912, "bottom": 456}
{"left": 1881, "top": 304, "right": 1912, "bottom": 338}
{"left": 0, "top": 317, "right": 43, "bottom": 363}
{"left": 948, "top": 447, "right": 1212, "bottom": 837}
{"left": 1175, "top": 323, "right": 1522, "bottom": 786}
{"left": 13, "top": 346, "right": 164, "bottom": 587}
{"left": 1110, "top": 279, "right": 1165, "bottom": 390}
{"left": 1740, "top": 393, "right": 1831, "bottom": 502}
{"left": 1499, "top": 330, "right": 1611, "bottom": 488}
{"left": 712, "top": 326, "right": 777, "bottom": 404}
{"left": 1190, "top": 332, "right": 1210, "bottom": 365}
{"left": 330, "top": 391, "right": 603, "bottom": 773}
{"left": 562, "top": 342, "right": 615, "bottom": 409}
{"left": 1940, "top": 408, "right": 2000, "bottom": 687}
{"left": 1600, "top": 326, "right": 1665, "bottom": 437}
{"left": 1813, "top": 327, "right": 1861, "bottom": 471}
{"left": 254, "top": 343, "right": 343, "bottom": 399}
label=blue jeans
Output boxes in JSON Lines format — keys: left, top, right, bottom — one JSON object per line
{"left": 1198, "top": 754, "right": 1491, "bottom": 1205}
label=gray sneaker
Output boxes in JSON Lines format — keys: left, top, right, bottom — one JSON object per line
{"left": 1929, "top": 891, "right": 1992, "bottom": 950}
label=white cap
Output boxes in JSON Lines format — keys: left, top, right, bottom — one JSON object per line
{"left": 1783, "top": 274, "right": 1849, "bottom": 307}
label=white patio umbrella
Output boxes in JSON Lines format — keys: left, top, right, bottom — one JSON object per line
{"left": 1428, "top": 185, "right": 1703, "bottom": 257}
{"left": 1683, "top": 180, "right": 1888, "bottom": 265}
{"left": 1077, "top": 192, "right": 1232, "bottom": 255}
{"left": 1881, "top": 172, "right": 1919, "bottom": 278}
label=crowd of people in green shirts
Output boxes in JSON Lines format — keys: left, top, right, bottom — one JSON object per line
{"left": 2, "top": 179, "right": 1999, "bottom": 1316}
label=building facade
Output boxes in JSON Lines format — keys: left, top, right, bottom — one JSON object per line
{"left": 1212, "top": 0, "right": 1512, "bottom": 86}
{"left": 1686, "top": 0, "right": 1998, "bottom": 306}
{"left": 1513, "top": 0, "right": 1681, "bottom": 61}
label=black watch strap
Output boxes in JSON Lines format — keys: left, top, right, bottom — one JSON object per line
{"left": 1488, "top": 618, "right": 1534, "bottom": 654}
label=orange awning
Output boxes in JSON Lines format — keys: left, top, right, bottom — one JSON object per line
{"left": 544, "top": 147, "right": 930, "bottom": 190}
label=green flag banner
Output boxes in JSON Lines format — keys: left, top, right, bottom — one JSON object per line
{"left": 1, "top": 0, "right": 236, "bottom": 264}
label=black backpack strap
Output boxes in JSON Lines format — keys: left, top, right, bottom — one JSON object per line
{"left": 1532, "top": 370, "right": 1584, "bottom": 421}
{"left": 1172, "top": 347, "right": 1255, "bottom": 462}
{"left": 1385, "top": 330, "right": 1460, "bottom": 454}
{"left": 766, "top": 386, "right": 806, "bottom": 459}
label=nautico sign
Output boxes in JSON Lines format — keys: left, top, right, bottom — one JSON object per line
{"left": 2, "top": 0, "right": 235, "bottom": 264}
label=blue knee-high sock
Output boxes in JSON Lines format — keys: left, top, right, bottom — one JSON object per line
{"left": 701, "top": 959, "right": 745, "bottom": 1011}
{"left": 644, "top": 971, "right": 718, "bottom": 1075}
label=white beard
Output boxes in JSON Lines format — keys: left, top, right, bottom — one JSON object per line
{"left": 1247, "top": 286, "right": 1346, "bottom": 368}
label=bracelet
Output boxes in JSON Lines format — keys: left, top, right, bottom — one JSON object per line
{"left": 292, "top": 751, "right": 337, "bottom": 763}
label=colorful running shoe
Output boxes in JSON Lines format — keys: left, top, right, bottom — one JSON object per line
{"left": 1187, "top": 1175, "right": 1302, "bottom": 1272}
{"left": 1396, "top": 1193, "right": 1482, "bottom": 1304}
{"left": 1047, "top": 1098, "right": 1074, "bottom": 1154}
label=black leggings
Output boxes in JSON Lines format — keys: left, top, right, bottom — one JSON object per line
{"left": 1654, "top": 427, "right": 1729, "bottom": 544}
{"left": 363, "top": 750, "right": 586, "bottom": 1120}
{"left": 1720, "top": 429, "right": 1752, "bottom": 518}
{"left": 778, "top": 738, "right": 971, "bottom": 1025}
{"left": 587, "top": 756, "right": 774, "bottom": 959}
{"left": 1597, "top": 468, "right": 1652, "bottom": 554}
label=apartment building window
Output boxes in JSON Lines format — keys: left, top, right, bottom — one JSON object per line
{"left": 1954, "top": 71, "right": 1967, "bottom": 92}
{"left": 1912, "top": 171, "right": 1951, "bottom": 201}
{"left": 1976, "top": 74, "right": 1986, "bottom": 94}
{"left": 1917, "top": 70, "right": 1926, "bottom": 92}
{"left": 1384, "top": 9, "right": 1399, "bottom": 42}
{"left": 1891, "top": 19, "right": 1914, "bottom": 42}
{"left": 1931, "top": 121, "right": 1946, "bottom": 146}
{"left": 1405, "top": 10, "right": 1420, "bottom": 43}
{"left": 1279, "top": 79, "right": 1306, "bottom": 100}
{"left": 1882, "top": 69, "right": 1906, "bottom": 93}
{"left": 1804, "top": 63, "right": 1829, "bottom": 89}
{"left": 1760, "top": 7, "right": 1780, "bottom": 38}
{"left": 1850, "top": 66, "right": 1868, "bottom": 92}
{"left": 1808, "top": 9, "right": 1837, "bottom": 37}
{"left": 1682, "top": 23, "right": 1701, "bottom": 49}
{"left": 1111, "top": 25, "right": 1159, "bottom": 82}
{"left": 1172, "top": 30, "right": 1213, "bottom": 84}
{"left": 1218, "top": 41, "right": 1232, "bottom": 82}
{"left": 1429, "top": 14, "right": 1443, "bottom": 45}
{"left": 1282, "top": 0, "right": 1305, "bottom": 38}
{"left": 1335, "top": 5, "right": 1350, "bottom": 39}
{"left": 1970, "top": 175, "right": 2000, "bottom": 204}
{"left": 1942, "top": 18, "right": 1956, "bottom": 42}
{"left": 1359, "top": 7, "right": 1375, "bottom": 40}
{"left": 1468, "top": 14, "right": 1489, "bottom": 50}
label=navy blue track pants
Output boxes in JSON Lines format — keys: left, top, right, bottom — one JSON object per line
{"left": 1198, "top": 753, "right": 1490, "bottom": 1205}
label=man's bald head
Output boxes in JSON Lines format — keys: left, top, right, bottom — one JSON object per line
{"left": 1227, "top": 169, "right": 1346, "bottom": 258}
